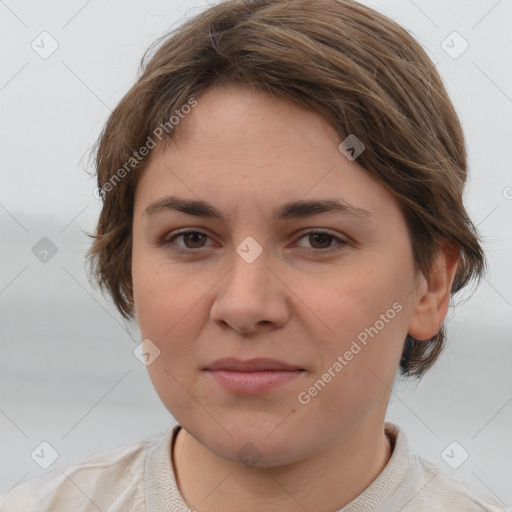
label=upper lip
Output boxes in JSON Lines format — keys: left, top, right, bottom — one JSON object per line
{"left": 204, "top": 358, "right": 304, "bottom": 372}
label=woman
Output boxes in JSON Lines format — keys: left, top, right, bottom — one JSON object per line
{"left": 1, "top": 0, "right": 505, "bottom": 510}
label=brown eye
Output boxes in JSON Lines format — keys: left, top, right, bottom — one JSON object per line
{"left": 295, "top": 230, "right": 348, "bottom": 254}
{"left": 308, "top": 233, "right": 334, "bottom": 249}
{"left": 181, "top": 232, "right": 208, "bottom": 249}
{"left": 163, "top": 230, "right": 212, "bottom": 250}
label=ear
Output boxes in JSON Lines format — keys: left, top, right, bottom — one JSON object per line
{"left": 407, "top": 245, "right": 460, "bottom": 341}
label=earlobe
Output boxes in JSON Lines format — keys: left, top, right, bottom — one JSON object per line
{"left": 407, "top": 246, "right": 460, "bottom": 341}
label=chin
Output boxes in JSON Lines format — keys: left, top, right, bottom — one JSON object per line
{"left": 187, "top": 416, "right": 314, "bottom": 468}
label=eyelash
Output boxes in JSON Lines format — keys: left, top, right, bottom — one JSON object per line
{"left": 161, "top": 229, "right": 348, "bottom": 255}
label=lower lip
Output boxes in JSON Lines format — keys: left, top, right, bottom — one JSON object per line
{"left": 205, "top": 370, "right": 304, "bottom": 393}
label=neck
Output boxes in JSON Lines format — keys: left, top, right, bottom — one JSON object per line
{"left": 172, "top": 420, "right": 393, "bottom": 512}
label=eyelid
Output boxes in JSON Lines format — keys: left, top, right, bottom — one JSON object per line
{"left": 292, "top": 228, "right": 348, "bottom": 252}
{"left": 296, "top": 227, "right": 348, "bottom": 242}
{"left": 162, "top": 228, "right": 216, "bottom": 249}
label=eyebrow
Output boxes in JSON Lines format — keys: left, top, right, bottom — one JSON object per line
{"left": 144, "top": 195, "right": 373, "bottom": 223}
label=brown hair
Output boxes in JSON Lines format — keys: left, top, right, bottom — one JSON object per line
{"left": 85, "top": 0, "right": 486, "bottom": 379}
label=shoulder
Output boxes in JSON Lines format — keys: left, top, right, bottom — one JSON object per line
{"left": 377, "top": 423, "right": 507, "bottom": 512}
{"left": 0, "top": 430, "right": 169, "bottom": 512}
{"left": 404, "top": 448, "right": 506, "bottom": 511}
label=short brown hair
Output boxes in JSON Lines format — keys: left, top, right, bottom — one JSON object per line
{"left": 85, "top": 0, "right": 486, "bottom": 379}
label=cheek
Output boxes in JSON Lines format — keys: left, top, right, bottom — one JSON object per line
{"left": 304, "top": 255, "right": 411, "bottom": 382}
{"left": 134, "top": 268, "right": 206, "bottom": 342}
{"left": 295, "top": 278, "right": 407, "bottom": 437}
{"left": 132, "top": 254, "right": 215, "bottom": 391}
{"left": 132, "top": 259, "right": 211, "bottom": 417}
{"left": 308, "top": 263, "right": 402, "bottom": 340}
{"left": 132, "top": 239, "right": 200, "bottom": 332}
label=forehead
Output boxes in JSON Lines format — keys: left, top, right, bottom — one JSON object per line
{"left": 133, "top": 85, "right": 405, "bottom": 229}
{"left": 171, "top": 84, "right": 342, "bottom": 157}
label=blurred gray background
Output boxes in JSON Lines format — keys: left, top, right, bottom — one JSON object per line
{"left": 0, "top": 0, "right": 511, "bottom": 507}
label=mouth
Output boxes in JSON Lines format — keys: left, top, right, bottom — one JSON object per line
{"left": 203, "top": 358, "right": 306, "bottom": 394}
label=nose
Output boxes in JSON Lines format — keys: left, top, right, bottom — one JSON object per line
{"left": 209, "top": 247, "right": 290, "bottom": 334}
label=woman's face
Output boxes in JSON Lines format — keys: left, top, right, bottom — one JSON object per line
{"left": 131, "top": 85, "right": 426, "bottom": 466}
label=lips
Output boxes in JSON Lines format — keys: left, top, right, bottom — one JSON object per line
{"left": 203, "top": 358, "right": 305, "bottom": 393}
{"left": 204, "top": 357, "right": 304, "bottom": 372}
